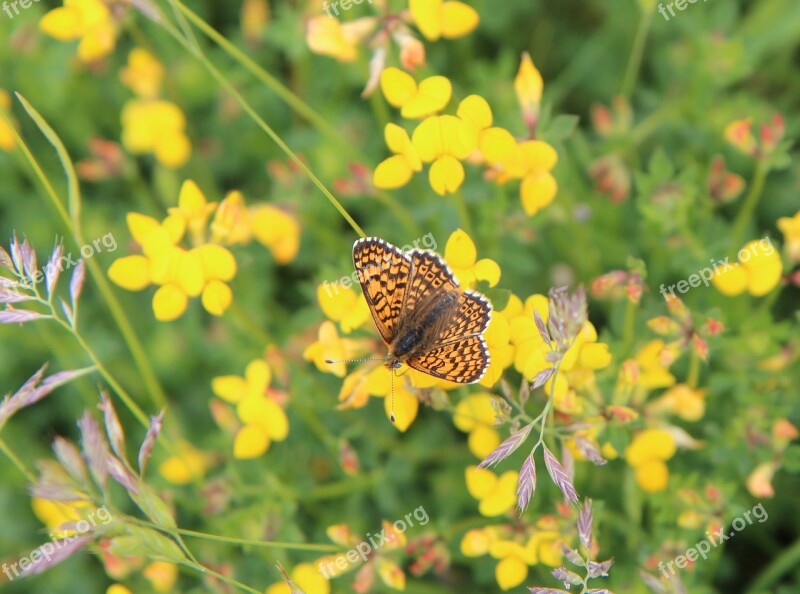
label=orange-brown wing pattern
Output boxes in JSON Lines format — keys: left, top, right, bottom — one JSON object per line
{"left": 405, "top": 249, "right": 459, "bottom": 315}
{"left": 406, "top": 335, "right": 490, "bottom": 383}
{"left": 353, "top": 237, "right": 411, "bottom": 345}
{"left": 434, "top": 289, "right": 492, "bottom": 345}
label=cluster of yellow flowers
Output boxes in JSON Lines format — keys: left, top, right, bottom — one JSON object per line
{"left": 109, "top": 179, "right": 300, "bottom": 321}
{"left": 39, "top": 0, "right": 118, "bottom": 62}
{"left": 120, "top": 49, "right": 192, "bottom": 169}
{"left": 374, "top": 58, "right": 558, "bottom": 216}
{"left": 461, "top": 515, "right": 565, "bottom": 590}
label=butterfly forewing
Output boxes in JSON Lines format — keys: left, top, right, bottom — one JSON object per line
{"left": 403, "top": 249, "right": 459, "bottom": 314}
{"left": 353, "top": 238, "right": 412, "bottom": 345}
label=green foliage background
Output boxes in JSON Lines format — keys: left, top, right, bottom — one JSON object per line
{"left": 1, "top": 0, "right": 799, "bottom": 593}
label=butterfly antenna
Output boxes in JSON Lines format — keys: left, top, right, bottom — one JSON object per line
{"left": 390, "top": 368, "right": 396, "bottom": 423}
{"left": 324, "top": 357, "right": 385, "bottom": 364}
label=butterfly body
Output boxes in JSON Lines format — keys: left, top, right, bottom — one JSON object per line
{"left": 353, "top": 237, "right": 492, "bottom": 384}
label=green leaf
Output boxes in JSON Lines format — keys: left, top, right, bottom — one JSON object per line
{"left": 110, "top": 525, "right": 186, "bottom": 562}
{"left": 131, "top": 484, "right": 178, "bottom": 531}
{"left": 542, "top": 114, "right": 579, "bottom": 143}
{"left": 15, "top": 93, "right": 81, "bottom": 226}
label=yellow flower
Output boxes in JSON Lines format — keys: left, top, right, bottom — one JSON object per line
{"left": 121, "top": 99, "right": 191, "bottom": 168}
{"left": 479, "top": 312, "right": 514, "bottom": 387}
{"left": 212, "top": 360, "right": 289, "bottom": 459}
{"left": 466, "top": 466, "right": 518, "bottom": 517}
{"left": 453, "top": 393, "right": 500, "bottom": 458}
{"left": 778, "top": 210, "right": 800, "bottom": 262}
{"left": 303, "top": 321, "right": 372, "bottom": 378}
{"left": 306, "top": 15, "right": 375, "bottom": 62}
{"left": 249, "top": 204, "right": 301, "bottom": 264}
{"left": 712, "top": 239, "right": 783, "bottom": 297}
{"left": 120, "top": 48, "right": 164, "bottom": 99}
{"left": 461, "top": 528, "right": 493, "bottom": 557}
{"left": 143, "top": 562, "right": 178, "bottom": 593}
{"left": 625, "top": 428, "right": 676, "bottom": 492}
{"left": 107, "top": 586, "right": 132, "bottom": 594}
{"left": 381, "top": 67, "right": 452, "bottom": 119}
{"left": 488, "top": 528, "right": 561, "bottom": 590}
{"left": 456, "top": 95, "right": 517, "bottom": 164}
{"left": 32, "top": 498, "right": 92, "bottom": 538}
{"left": 724, "top": 118, "right": 758, "bottom": 156}
{"left": 634, "top": 339, "right": 677, "bottom": 390}
{"left": 0, "top": 90, "right": 15, "bottom": 151}
{"left": 373, "top": 123, "right": 423, "bottom": 189}
{"left": 409, "top": 0, "right": 479, "bottom": 41}
{"left": 168, "top": 180, "right": 218, "bottom": 245}
{"left": 317, "top": 283, "right": 371, "bottom": 333}
{"left": 648, "top": 384, "right": 706, "bottom": 422}
{"left": 444, "top": 228, "right": 501, "bottom": 289}
{"left": 495, "top": 140, "right": 558, "bottom": 216}
{"left": 159, "top": 443, "right": 210, "bottom": 485}
{"left": 514, "top": 52, "right": 543, "bottom": 129}
{"left": 40, "top": 0, "right": 117, "bottom": 62}
{"left": 266, "top": 562, "right": 331, "bottom": 594}
{"left": 412, "top": 115, "right": 477, "bottom": 195}
{"left": 211, "top": 191, "right": 252, "bottom": 245}
{"left": 108, "top": 211, "right": 237, "bottom": 321}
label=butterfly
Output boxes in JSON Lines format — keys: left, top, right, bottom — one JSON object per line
{"left": 352, "top": 237, "right": 492, "bottom": 420}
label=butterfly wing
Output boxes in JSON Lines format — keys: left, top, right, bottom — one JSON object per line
{"left": 353, "top": 237, "right": 412, "bottom": 345}
{"left": 405, "top": 334, "right": 490, "bottom": 383}
{"left": 404, "top": 249, "right": 460, "bottom": 314}
{"left": 434, "top": 289, "right": 492, "bottom": 345}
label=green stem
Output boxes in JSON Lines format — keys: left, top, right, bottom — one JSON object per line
{"left": 620, "top": 5, "right": 653, "bottom": 100}
{"left": 0, "top": 437, "right": 37, "bottom": 482}
{"left": 4, "top": 100, "right": 168, "bottom": 412}
{"left": 731, "top": 160, "right": 768, "bottom": 247}
{"left": 745, "top": 535, "right": 800, "bottom": 594}
{"left": 453, "top": 190, "right": 473, "bottom": 236}
{"left": 156, "top": 13, "right": 366, "bottom": 238}
{"left": 686, "top": 348, "right": 700, "bottom": 388}
{"left": 621, "top": 298, "right": 637, "bottom": 355}
{"left": 177, "top": 527, "right": 340, "bottom": 552}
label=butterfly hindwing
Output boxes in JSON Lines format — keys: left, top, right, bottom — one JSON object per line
{"left": 434, "top": 289, "right": 492, "bottom": 345}
{"left": 406, "top": 334, "right": 490, "bottom": 383}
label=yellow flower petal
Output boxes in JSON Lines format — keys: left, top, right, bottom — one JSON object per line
{"left": 374, "top": 155, "right": 415, "bottom": 189}
{"left": 461, "top": 529, "right": 491, "bottom": 557}
{"left": 385, "top": 386, "right": 419, "bottom": 431}
{"left": 127, "top": 212, "right": 161, "bottom": 246}
{"left": 625, "top": 428, "right": 676, "bottom": 467}
{"left": 211, "top": 375, "right": 247, "bottom": 403}
{"left": 457, "top": 95, "right": 493, "bottom": 130}
{"left": 521, "top": 170, "right": 557, "bottom": 216}
{"left": 495, "top": 555, "right": 528, "bottom": 590}
{"left": 480, "top": 127, "right": 517, "bottom": 164}
{"left": 401, "top": 76, "right": 452, "bottom": 119}
{"left": 381, "top": 67, "right": 417, "bottom": 108}
{"left": 514, "top": 52, "right": 543, "bottom": 117}
{"left": 469, "top": 425, "right": 501, "bottom": 459}
{"left": 39, "top": 8, "right": 82, "bottom": 41}
{"left": 201, "top": 280, "right": 233, "bottom": 316}
{"left": 152, "top": 283, "right": 188, "bottom": 321}
{"left": 193, "top": 244, "right": 237, "bottom": 281}
{"left": 108, "top": 255, "right": 151, "bottom": 291}
{"left": 175, "top": 251, "right": 205, "bottom": 297}
{"left": 473, "top": 258, "right": 501, "bottom": 287}
{"left": 234, "top": 425, "right": 270, "bottom": 459}
{"left": 439, "top": 1, "right": 480, "bottom": 39}
{"left": 409, "top": 0, "right": 442, "bottom": 41}
{"left": 245, "top": 360, "right": 271, "bottom": 394}
{"left": 429, "top": 155, "right": 465, "bottom": 195}
{"left": 712, "top": 262, "right": 748, "bottom": 296}
{"left": 635, "top": 460, "right": 669, "bottom": 492}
